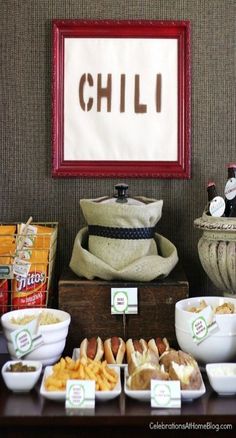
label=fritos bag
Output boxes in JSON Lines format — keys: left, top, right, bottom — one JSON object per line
{"left": 0, "top": 225, "right": 16, "bottom": 239}
{"left": 0, "top": 279, "right": 8, "bottom": 314}
{"left": 12, "top": 249, "right": 49, "bottom": 309}
{"left": 12, "top": 223, "right": 55, "bottom": 309}
{"left": 17, "top": 223, "right": 55, "bottom": 250}
{"left": 0, "top": 225, "right": 16, "bottom": 313}
{"left": 33, "top": 225, "right": 55, "bottom": 249}
{"left": 0, "top": 244, "right": 15, "bottom": 265}
{"left": 0, "top": 225, "right": 16, "bottom": 262}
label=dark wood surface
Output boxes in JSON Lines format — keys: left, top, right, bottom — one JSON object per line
{"left": 0, "top": 354, "right": 235, "bottom": 437}
{"left": 59, "top": 263, "right": 189, "bottom": 353}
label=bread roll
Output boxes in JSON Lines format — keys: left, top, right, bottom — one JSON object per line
{"left": 127, "top": 363, "right": 169, "bottom": 390}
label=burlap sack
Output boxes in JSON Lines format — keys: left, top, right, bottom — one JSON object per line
{"left": 69, "top": 227, "right": 178, "bottom": 281}
{"left": 79, "top": 197, "right": 163, "bottom": 271}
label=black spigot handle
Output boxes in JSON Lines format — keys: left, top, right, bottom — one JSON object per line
{"left": 115, "top": 183, "right": 129, "bottom": 203}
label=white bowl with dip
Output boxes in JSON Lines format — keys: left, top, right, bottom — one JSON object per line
{"left": 1, "top": 308, "right": 71, "bottom": 366}
{"left": 206, "top": 363, "right": 236, "bottom": 396}
{"left": 175, "top": 296, "right": 236, "bottom": 364}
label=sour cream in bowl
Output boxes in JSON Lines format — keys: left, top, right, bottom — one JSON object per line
{"left": 206, "top": 363, "right": 236, "bottom": 396}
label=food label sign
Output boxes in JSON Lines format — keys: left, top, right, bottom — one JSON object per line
{"left": 190, "top": 306, "right": 218, "bottom": 344}
{"left": 151, "top": 380, "right": 181, "bottom": 408}
{"left": 111, "top": 288, "right": 138, "bottom": 314}
{"left": 10, "top": 319, "right": 44, "bottom": 358}
{"left": 66, "top": 380, "right": 95, "bottom": 409}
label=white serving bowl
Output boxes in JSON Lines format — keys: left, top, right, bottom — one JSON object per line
{"left": 1, "top": 308, "right": 71, "bottom": 366}
{"left": 206, "top": 363, "right": 236, "bottom": 396}
{"left": 1, "top": 360, "right": 42, "bottom": 392}
{"left": 175, "top": 296, "right": 236, "bottom": 364}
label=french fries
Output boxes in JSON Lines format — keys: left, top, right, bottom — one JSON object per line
{"left": 44, "top": 356, "right": 119, "bottom": 392}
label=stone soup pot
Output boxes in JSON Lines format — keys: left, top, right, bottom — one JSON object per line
{"left": 194, "top": 211, "right": 236, "bottom": 297}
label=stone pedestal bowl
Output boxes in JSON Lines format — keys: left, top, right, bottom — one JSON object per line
{"left": 194, "top": 212, "right": 236, "bottom": 296}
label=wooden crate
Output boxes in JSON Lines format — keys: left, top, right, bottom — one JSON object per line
{"left": 59, "top": 263, "right": 189, "bottom": 354}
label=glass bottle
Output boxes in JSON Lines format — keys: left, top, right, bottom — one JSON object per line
{"left": 207, "top": 181, "right": 225, "bottom": 217}
{"left": 224, "top": 163, "right": 236, "bottom": 217}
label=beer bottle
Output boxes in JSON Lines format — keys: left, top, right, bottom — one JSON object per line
{"left": 207, "top": 181, "right": 225, "bottom": 217}
{"left": 224, "top": 163, "right": 236, "bottom": 217}
{"left": 229, "top": 201, "right": 236, "bottom": 217}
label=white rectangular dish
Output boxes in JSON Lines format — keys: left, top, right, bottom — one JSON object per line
{"left": 40, "top": 365, "right": 121, "bottom": 402}
{"left": 124, "top": 368, "right": 206, "bottom": 402}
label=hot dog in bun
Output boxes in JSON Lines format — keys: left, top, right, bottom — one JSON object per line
{"left": 104, "top": 337, "right": 126, "bottom": 364}
{"left": 80, "top": 336, "right": 104, "bottom": 361}
{"left": 126, "top": 338, "right": 148, "bottom": 364}
{"left": 148, "top": 337, "right": 170, "bottom": 358}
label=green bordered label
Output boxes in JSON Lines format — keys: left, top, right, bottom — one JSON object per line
{"left": 190, "top": 305, "right": 218, "bottom": 344}
{"left": 66, "top": 380, "right": 95, "bottom": 409}
{"left": 192, "top": 316, "right": 208, "bottom": 341}
{"left": 10, "top": 318, "right": 44, "bottom": 358}
{"left": 151, "top": 380, "right": 181, "bottom": 408}
{"left": 111, "top": 288, "right": 138, "bottom": 314}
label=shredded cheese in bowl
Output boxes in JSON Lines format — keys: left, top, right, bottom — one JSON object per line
{"left": 11, "top": 311, "right": 61, "bottom": 326}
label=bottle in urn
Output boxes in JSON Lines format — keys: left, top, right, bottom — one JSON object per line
{"left": 207, "top": 181, "right": 225, "bottom": 217}
{"left": 224, "top": 163, "right": 236, "bottom": 217}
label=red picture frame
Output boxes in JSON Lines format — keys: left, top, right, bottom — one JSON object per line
{"left": 52, "top": 20, "right": 191, "bottom": 178}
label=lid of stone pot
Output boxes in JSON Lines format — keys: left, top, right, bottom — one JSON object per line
{"left": 96, "top": 183, "right": 145, "bottom": 205}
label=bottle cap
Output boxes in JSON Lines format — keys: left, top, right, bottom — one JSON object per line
{"left": 227, "top": 163, "right": 236, "bottom": 169}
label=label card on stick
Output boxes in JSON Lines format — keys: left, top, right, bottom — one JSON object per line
{"left": 111, "top": 287, "right": 138, "bottom": 314}
{"left": 10, "top": 318, "right": 44, "bottom": 358}
{"left": 151, "top": 380, "right": 181, "bottom": 408}
{"left": 189, "top": 305, "right": 218, "bottom": 344}
{"left": 65, "top": 380, "right": 95, "bottom": 409}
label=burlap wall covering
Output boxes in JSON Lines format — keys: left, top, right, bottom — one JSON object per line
{"left": 0, "top": 1, "right": 235, "bottom": 297}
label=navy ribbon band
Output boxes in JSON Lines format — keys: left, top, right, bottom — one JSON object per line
{"left": 88, "top": 225, "right": 155, "bottom": 240}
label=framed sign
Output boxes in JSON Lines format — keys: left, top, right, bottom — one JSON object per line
{"left": 52, "top": 20, "right": 191, "bottom": 178}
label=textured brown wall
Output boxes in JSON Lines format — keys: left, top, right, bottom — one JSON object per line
{"left": 0, "top": 0, "right": 235, "bottom": 297}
